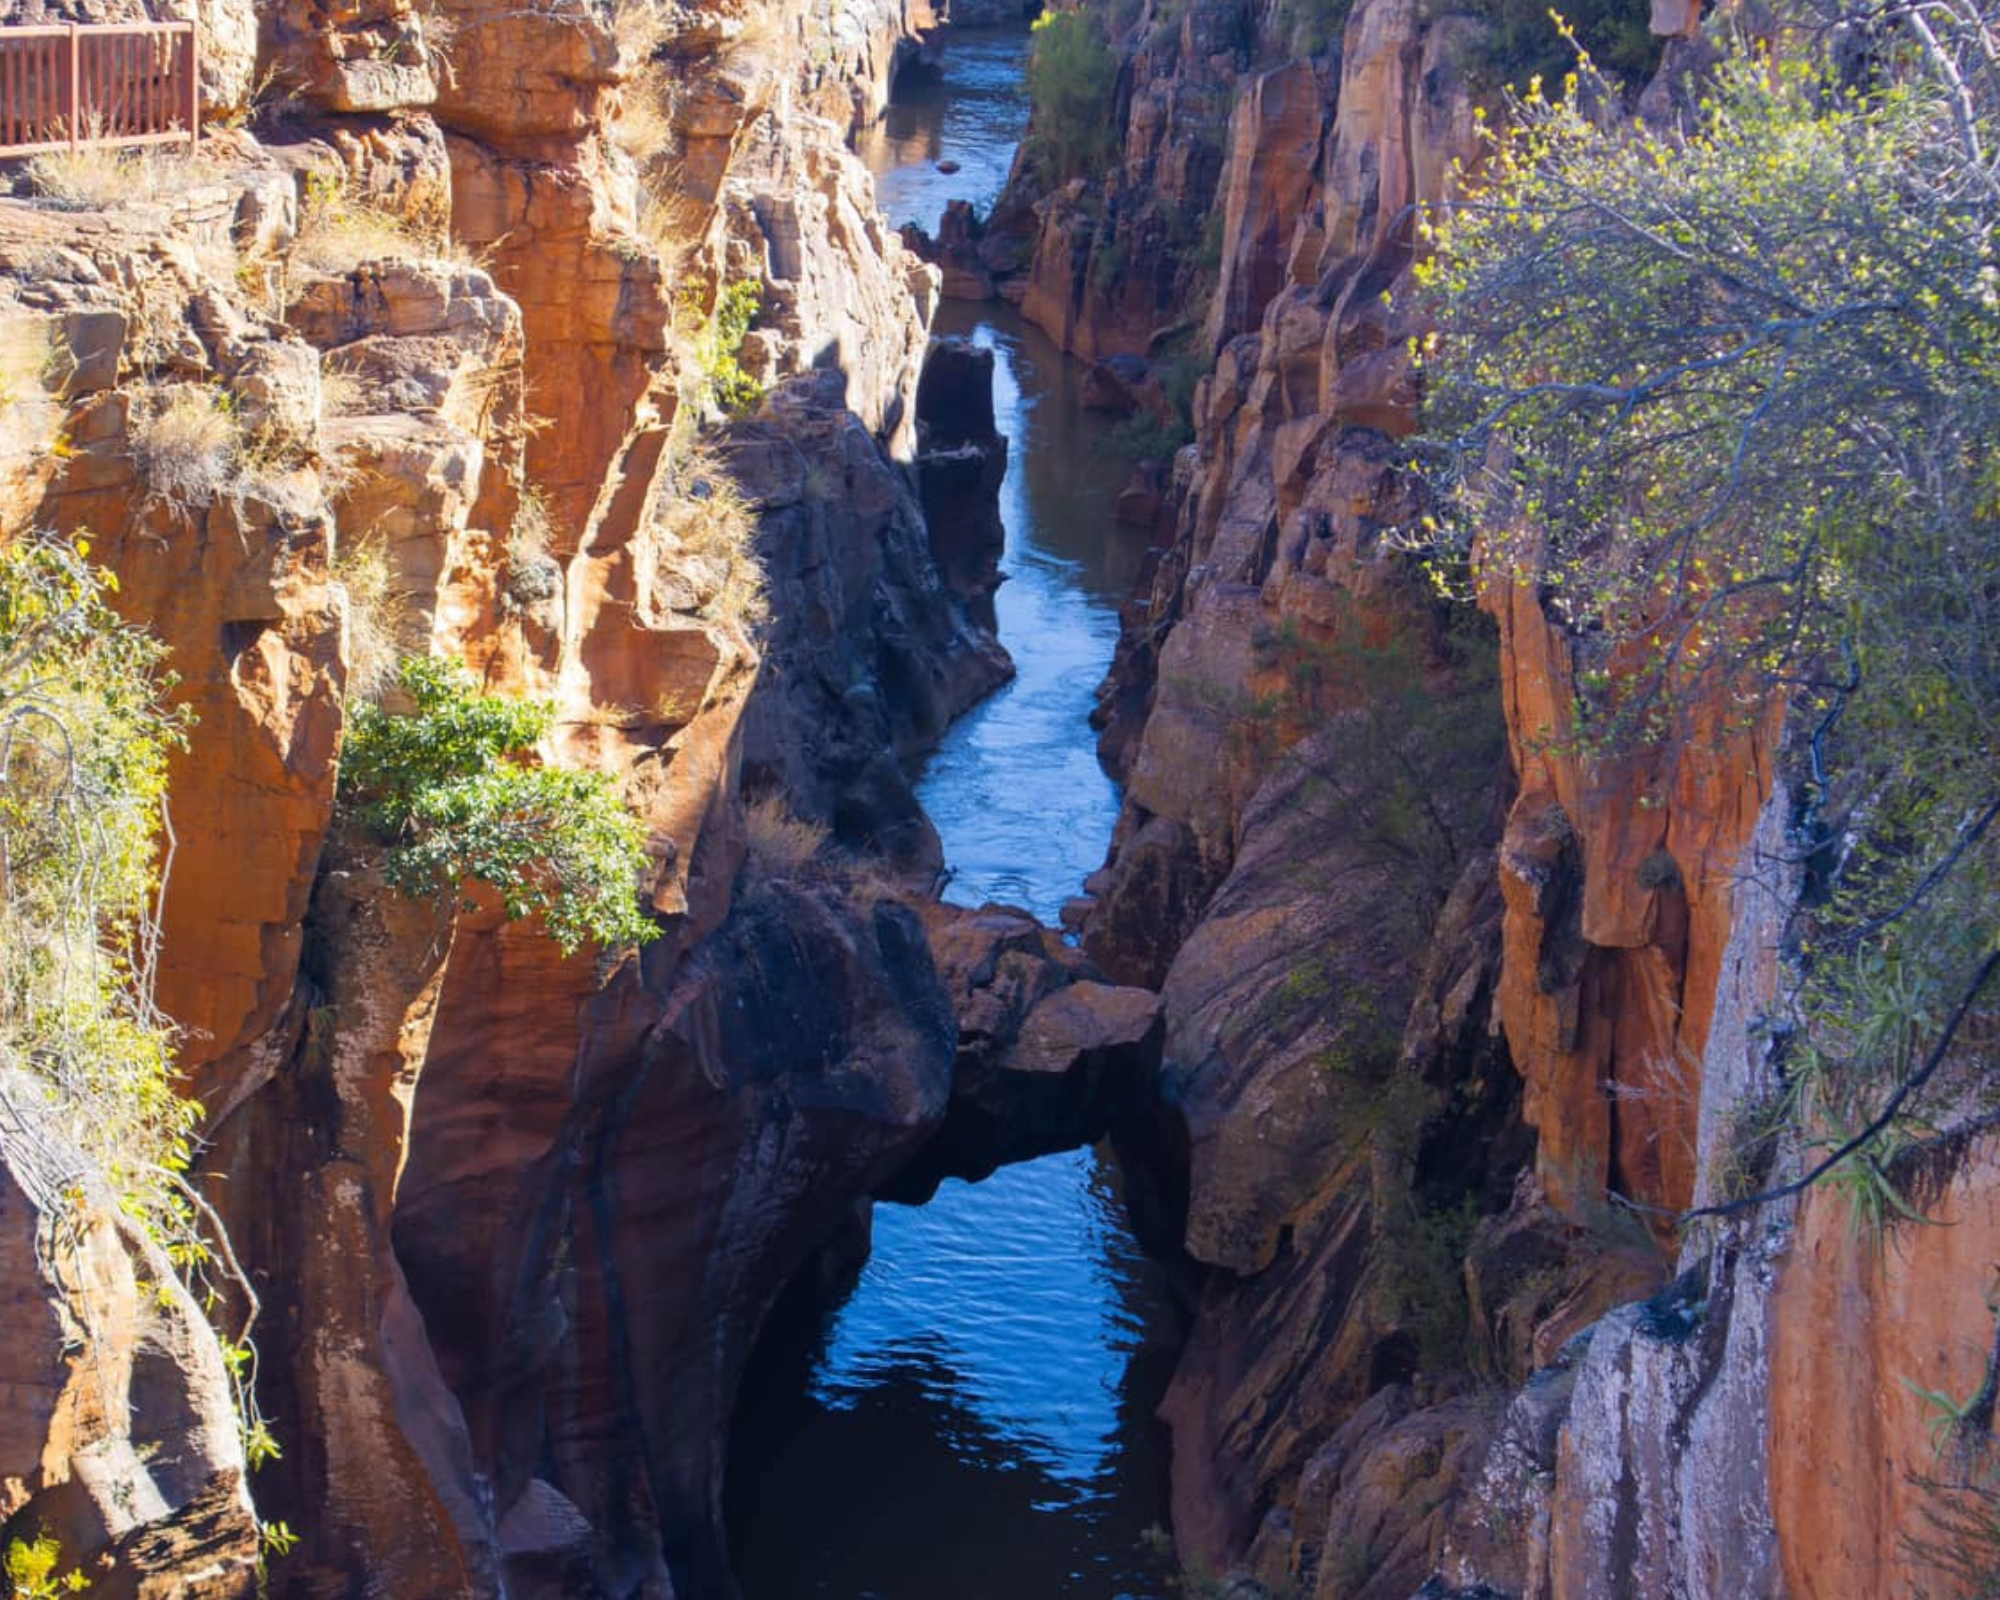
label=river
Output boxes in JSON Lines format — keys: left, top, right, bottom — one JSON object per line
{"left": 726, "top": 28, "right": 1180, "bottom": 1600}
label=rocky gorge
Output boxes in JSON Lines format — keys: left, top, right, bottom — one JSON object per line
{"left": 0, "top": 0, "right": 1994, "bottom": 1596}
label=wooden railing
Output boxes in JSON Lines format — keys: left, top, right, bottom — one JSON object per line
{"left": 0, "top": 22, "right": 199, "bottom": 160}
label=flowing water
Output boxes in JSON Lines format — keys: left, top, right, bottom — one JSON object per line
{"left": 727, "top": 30, "right": 1180, "bottom": 1600}
{"left": 854, "top": 28, "right": 1033, "bottom": 236}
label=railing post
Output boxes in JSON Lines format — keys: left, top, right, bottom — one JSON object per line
{"left": 187, "top": 24, "right": 199, "bottom": 148}
{"left": 67, "top": 23, "right": 80, "bottom": 154}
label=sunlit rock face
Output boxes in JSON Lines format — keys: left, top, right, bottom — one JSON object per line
{"left": 1041, "top": 0, "right": 1982, "bottom": 1588}
{"left": 0, "top": 0, "right": 1019, "bottom": 1584}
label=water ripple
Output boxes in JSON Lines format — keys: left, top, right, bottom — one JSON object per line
{"left": 728, "top": 42, "right": 1177, "bottom": 1600}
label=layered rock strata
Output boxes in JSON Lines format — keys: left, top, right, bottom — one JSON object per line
{"left": 0, "top": 0, "right": 1035, "bottom": 1591}
{"left": 1040, "top": 0, "right": 2000, "bottom": 1592}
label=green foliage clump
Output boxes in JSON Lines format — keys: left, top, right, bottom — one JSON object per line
{"left": 1275, "top": 0, "right": 1353, "bottom": 60}
{"left": 1098, "top": 350, "right": 1202, "bottom": 463}
{"left": 4, "top": 1533, "right": 89, "bottom": 1597}
{"left": 1247, "top": 604, "right": 1504, "bottom": 923}
{"left": 338, "top": 657, "right": 659, "bottom": 954}
{"left": 1413, "top": 35, "right": 2000, "bottom": 1225}
{"left": 1101, "top": 407, "right": 1192, "bottom": 463}
{"left": 0, "top": 536, "right": 196, "bottom": 1198}
{"left": 1373, "top": 1192, "right": 1481, "bottom": 1372}
{"left": 0, "top": 536, "right": 286, "bottom": 1537}
{"left": 1025, "top": 10, "right": 1119, "bottom": 183}
{"left": 698, "top": 279, "right": 765, "bottom": 417}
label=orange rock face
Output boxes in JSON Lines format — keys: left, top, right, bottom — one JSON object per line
{"left": 4, "top": 0, "right": 991, "bottom": 1587}
{"left": 0, "top": 192, "right": 347, "bottom": 1078}
{"left": 1200, "top": 62, "right": 1334, "bottom": 355}
{"left": 1480, "top": 551, "right": 1782, "bottom": 1219}
{"left": 1771, "top": 1142, "right": 2000, "bottom": 1598}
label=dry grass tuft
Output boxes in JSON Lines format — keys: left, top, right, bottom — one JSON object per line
{"left": 318, "top": 364, "right": 371, "bottom": 420}
{"left": 615, "top": 83, "right": 677, "bottom": 168}
{"left": 131, "top": 383, "right": 239, "bottom": 507}
{"left": 23, "top": 138, "right": 168, "bottom": 211}
{"left": 510, "top": 485, "right": 557, "bottom": 566}
{"left": 292, "top": 172, "right": 469, "bottom": 279}
{"left": 612, "top": 0, "right": 673, "bottom": 63}
{"left": 502, "top": 486, "right": 566, "bottom": 614}
{"left": 743, "top": 793, "right": 829, "bottom": 878}
{"left": 18, "top": 113, "right": 211, "bottom": 212}
{"left": 331, "top": 536, "right": 416, "bottom": 703}
{"left": 655, "top": 434, "right": 767, "bottom": 628}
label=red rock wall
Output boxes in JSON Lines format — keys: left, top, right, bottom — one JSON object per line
{"left": 0, "top": 0, "right": 1003, "bottom": 1590}
{"left": 1049, "top": 0, "right": 1940, "bottom": 1592}
{"left": 1062, "top": 0, "right": 2000, "bottom": 1573}
{"left": 1480, "top": 545, "right": 1784, "bottom": 1220}
{"left": 1772, "top": 1144, "right": 2000, "bottom": 1598}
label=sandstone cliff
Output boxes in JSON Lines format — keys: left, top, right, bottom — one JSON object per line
{"left": 8, "top": 0, "right": 1995, "bottom": 1592}
{"left": 1044, "top": 0, "right": 2000, "bottom": 1593}
{"left": 0, "top": 0, "right": 1028, "bottom": 1590}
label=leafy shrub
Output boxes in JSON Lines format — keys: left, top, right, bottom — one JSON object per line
{"left": 1101, "top": 407, "right": 1191, "bottom": 462}
{"left": 1276, "top": 0, "right": 1352, "bottom": 59}
{"left": 696, "top": 279, "right": 765, "bottom": 417}
{"left": 1024, "top": 10, "right": 1119, "bottom": 182}
{"left": 338, "top": 657, "right": 659, "bottom": 953}
{"left": 4, "top": 1532, "right": 89, "bottom": 1597}
{"left": 0, "top": 536, "right": 194, "bottom": 1193}
{"left": 1468, "top": 0, "right": 1660, "bottom": 94}
{"left": 1414, "top": 41, "right": 2000, "bottom": 1225}
{"left": 0, "top": 534, "right": 286, "bottom": 1540}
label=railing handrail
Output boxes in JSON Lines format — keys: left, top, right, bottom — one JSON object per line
{"left": 3, "top": 21, "right": 196, "bottom": 38}
{"left": 0, "top": 20, "right": 201, "bottom": 162}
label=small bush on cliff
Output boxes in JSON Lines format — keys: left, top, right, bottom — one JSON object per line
{"left": 1411, "top": 33, "right": 2000, "bottom": 1222}
{"left": 337, "top": 657, "right": 659, "bottom": 953}
{"left": 1024, "top": 10, "right": 1119, "bottom": 182}
{"left": 683, "top": 278, "right": 765, "bottom": 419}
{"left": 290, "top": 170, "right": 465, "bottom": 284}
{"left": 1245, "top": 605, "right": 1504, "bottom": 924}
{"left": 1275, "top": 0, "right": 1353, "bottom": 60}
{"left": 744, "top": 793, "right": 829, "bottom": 872}
{"left": 131, "top": 382, "right": 241, "bottom": 509}
{"left": 0, "top": 535, "right": 286, "bottom": 1481}
{"left": 4, "top": 1532, "right": 89, "bottom": 1597}
{"left": 0, "top": 536, "right": 195, "bottom": 1196}
{"left": 1469, "top": 0, "right": 1659, "bottom": 95}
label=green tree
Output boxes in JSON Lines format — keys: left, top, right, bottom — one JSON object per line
{"left": 1471, "top": 0, "right": 1661, "bottom": 93}
{"left": 338, "top": 657, "right": 660, "bottom": 954}
{"left": 1025, "top": 9, "right": 1119, "bottom": 182}
{"left": 0, "top": 535, "right": 196, "bottom": 1192}
{"left": 1411, "top": 23, "right": 2000, "bottom": 1213}
{"left": 700, "top": 278, "right": 764, "bottom": 417}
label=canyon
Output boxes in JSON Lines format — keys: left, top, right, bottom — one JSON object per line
{"left": 0, "top": 0, "right": 1993, "bottom": 1597}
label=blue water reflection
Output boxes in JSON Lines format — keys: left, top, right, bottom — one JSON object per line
{"left": 728, "top": 38, "right": 1176, "bottom": 1600}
